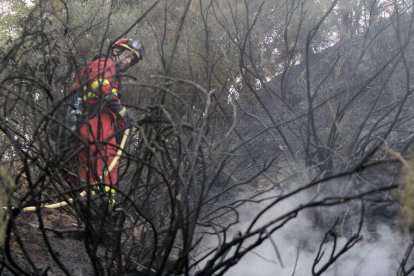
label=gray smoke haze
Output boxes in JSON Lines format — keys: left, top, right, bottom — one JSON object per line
{"left": 197, "top": 186, "right": 409, "bottom": 276}
{"left": 227, "top": 221, "right": 406, "bottom": 275}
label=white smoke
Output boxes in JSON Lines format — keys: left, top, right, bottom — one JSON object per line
{"left": 225, "top": 223, "right": 406, "bottom": 276}
{"left": 222, "top": 199, "right": 408, "bottom": 276}
{"left": 195, "top": 182, "right": 409, "bottom": 276}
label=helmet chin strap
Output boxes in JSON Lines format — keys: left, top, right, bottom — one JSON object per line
{"left": 118, "top": 64, "right": 130, "bottom": 72}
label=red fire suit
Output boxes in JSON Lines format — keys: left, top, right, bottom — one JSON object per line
{"left": 71, "top": 56, "right": 126, "bottom": 186}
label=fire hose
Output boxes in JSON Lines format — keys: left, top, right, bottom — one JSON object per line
{"left": 10, "top": 128, "right": 131, "bottom": 212}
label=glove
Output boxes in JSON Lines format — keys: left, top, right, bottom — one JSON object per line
{"left": 119, "top": 107, "right": 134, "bottom": 128}
{"left": 124, "top": 111, "right": 134, "bottom": 128}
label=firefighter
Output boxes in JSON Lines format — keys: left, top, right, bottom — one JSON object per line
{"left": 71, "top": 38, "right": 144, "bottom": 188}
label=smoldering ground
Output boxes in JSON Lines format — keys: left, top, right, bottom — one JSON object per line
{"left": 194, "top": 173, "right": 409, "bottom": 276}
{"left": 226, "top": 214, "right": 407, "bottom": 275}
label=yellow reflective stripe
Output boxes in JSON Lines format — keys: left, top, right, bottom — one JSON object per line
{"left": 83, "top": 91, "right": 97, "bottom": 101}
{"left": 91, "top": 80, "right": 100, "bottom": 90}
{"left": 82, "top": 79, "right": 118, "bottom": 102}
{"left": 105, "top": 186, "right": 116, "bottom": 205}
{"left": 82, "top": 90, "right": 118, "bottom": 101}
{"left": 104, "top": 186, "right": 116, "bottom": 194}
{"left": 90, "top": 79, "right": 110, "bottom": 91}
{"left": 83, "top": 89, "right": 118, "bottom": 101}
{"left": 90, "top": 186, "right": 116, "bottom": 194}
